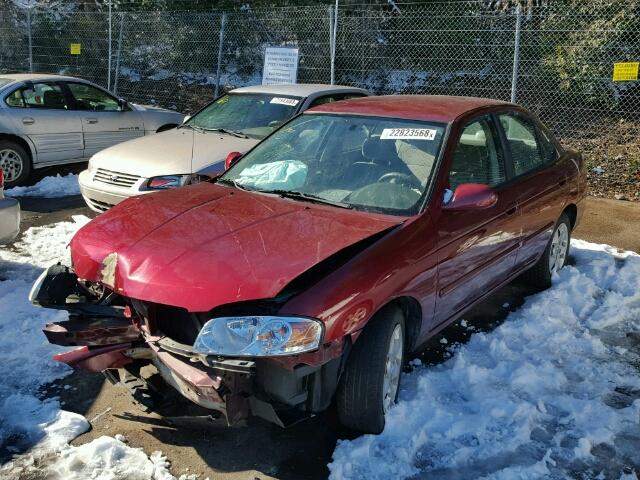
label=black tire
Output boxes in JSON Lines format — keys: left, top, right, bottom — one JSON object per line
{"left": 336, "top": 305, "right": 405, "bottom": 434}
{"left": 156, "top": 124, "right": 178, "bottom": 133}
{"left": 0, "top": 140, "right": 31, "bottom": 188}
{"left": 522, "top": 212, "right": 571, "bottom": 289}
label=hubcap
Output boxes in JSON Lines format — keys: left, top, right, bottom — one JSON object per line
{"left": 549, "top": 223, "right": 569, "bottom": 273}
{"left": 382, "top": 323, "right": 403, "bottom": 413}
{"left": 0, "top": 149, "right": 23, "bottom": 183}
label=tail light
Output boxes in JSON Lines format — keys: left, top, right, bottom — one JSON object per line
{"left": 0, "top": 168, "right": 4, "bottom": 189}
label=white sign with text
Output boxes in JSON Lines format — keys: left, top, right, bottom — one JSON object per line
{"left": 262, "top": 47, "right": 299, "bottom": 85}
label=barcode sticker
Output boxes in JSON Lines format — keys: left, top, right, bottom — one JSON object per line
{"left": 381, "top": 128, "right": 437, "bottom": 140}
{"left": 270, "top": 97, "right": 300, "bottom": 106}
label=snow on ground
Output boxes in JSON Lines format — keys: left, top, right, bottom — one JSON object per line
{"left": 330, "top": 240, "right": 640, "bottom": 480}
{"left": 5, "top": 174, "right": 80, "bottom": 198}
{"left": 0, "top": 219, "right": 200, "bottom": 480}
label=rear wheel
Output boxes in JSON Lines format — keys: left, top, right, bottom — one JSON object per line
{"left": 0, "top": 141, "right": 31, "bottom": 188}
{"left": 523, "top": 212, "right": 571, "bottom": 288}
{"left": 336, "top": 305, "right": 405, "bottom": 434}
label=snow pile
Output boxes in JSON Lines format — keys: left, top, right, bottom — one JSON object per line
{"left": 330, "top": 240, "right": 640, "bottom": 479}
{"left": 0, "top": 218, "right": 197, "bottom": 480}
{"left": 0, "top": 217, "right": 89, "bottom": 449}
{"left": 5, "top": 174, "right": 80, "bottom": 198}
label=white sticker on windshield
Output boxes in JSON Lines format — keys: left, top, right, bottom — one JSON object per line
{"left": 380, "top": 128, "right": 437, "bottom": 141}
{"left": 270, "top": 97, "right": 300, "bottom": 106}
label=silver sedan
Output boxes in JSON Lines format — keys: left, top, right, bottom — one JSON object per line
{"left": 0, "top": 74, "right": 184, "bottom": 188}
{"left": 0, "top": 168, "right": 20, "bottom": 244}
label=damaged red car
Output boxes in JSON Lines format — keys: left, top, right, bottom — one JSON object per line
{"left": 30, "top": 96, "right": 586, "bottom": 434}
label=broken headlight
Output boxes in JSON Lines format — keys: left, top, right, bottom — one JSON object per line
{"left": 193, "top": 316, "right": 323, "bottom": 357}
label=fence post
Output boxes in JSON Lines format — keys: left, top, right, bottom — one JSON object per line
{"left": 330, "top": 0, "right": 339, "bottom": 85}
{"left": 510, "top": 4, "right": 522, "bottom": 103}
{"left": 107, "top": 0, "right": 112, "bottom": 90}
{"left": 214, "top": 12, "right": 227, "bottom": 98}
{"left": 26, "top": 8, "right": 33, "bottom": 73}
{"left": 113, "top": 12, "right": 124, "bottom": 95}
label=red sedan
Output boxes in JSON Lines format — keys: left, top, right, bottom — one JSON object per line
{"left": 31, "top": 96, "right": 586, "bottom": 434}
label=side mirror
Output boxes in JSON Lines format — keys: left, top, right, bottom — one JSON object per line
{"left": 183, "top": 115, "right": 191, "bottom": 123}
{"left": 225, "top": 151, "right": 242, "bottom": 170}
{"left": 118, "top": 99, "right": 129, "bottom": 111}
{"left": 442, "top": 183, "right": 497, "bottom": 210}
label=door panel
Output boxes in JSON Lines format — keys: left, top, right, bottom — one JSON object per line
{"left": 5, "top": 82, "right": 84, "bottom": 163}
{"left": 497, "top": 113, "right": 569, "bottom": 267}
{"left": 64, "top": 82, "right": 144, "bottom": 157}
{"left": 81, "top": 112, "right": 144, "bottom": 156}
{"left": 433, "top": 116, "right": 520, "bottom": 326}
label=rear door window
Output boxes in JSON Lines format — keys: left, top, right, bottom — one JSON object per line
{"left": 498, "top": 113, "right": 548, "bottom": 176}
{"left": 6, "top": 83, "right": 68, "bottom": 109}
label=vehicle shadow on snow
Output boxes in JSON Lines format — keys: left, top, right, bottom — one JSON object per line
{"left": 47, "top": 270, "right": 553, "bottom": 480}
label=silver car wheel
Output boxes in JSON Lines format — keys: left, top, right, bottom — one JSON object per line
{"left": 382, "top": 323, "right": 403, "bottom": 413}
{"left": 0, "top": 148, "right": 24, "bottom": 183}
{"left": 549, "top": 223, "right": 569, "bottom": 273}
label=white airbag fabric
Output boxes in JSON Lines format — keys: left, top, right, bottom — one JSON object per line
{"left": 236, "top": 160, "right": 307, "bottom": 190}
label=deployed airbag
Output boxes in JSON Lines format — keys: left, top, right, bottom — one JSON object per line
{"left": 236, "top": 160, "right": 307, "bottom": 190}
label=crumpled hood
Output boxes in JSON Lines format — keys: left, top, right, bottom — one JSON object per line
{"left": 90, "top": 128, "right": 258, "bottom": 178}
{"left": 70, "top": 183, "right": 401, "bottom": 312}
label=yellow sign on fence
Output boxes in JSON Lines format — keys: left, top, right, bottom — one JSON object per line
{"left": 70, "top": 43, "right": 81, "bottom": 55}
{"left": 612, "top": 62, "right": 639, "bottom": 82}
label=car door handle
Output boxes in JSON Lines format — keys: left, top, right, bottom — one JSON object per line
{"left": 506, "top": 206, "right": 517, "bottom": 216}
{"left": 557, "top": 177, "right": 567, "bottom": 186}
{"left": 86, "top": 118, "right": 98, "bottom": 124}
{"left": 22, "top": 117, "right": 35, "bottom": 125}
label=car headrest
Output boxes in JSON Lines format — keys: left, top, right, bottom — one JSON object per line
{"left": 362, "top": 135, "right": 398, "bottom": 165}
{"left": 43, "top": 90, "right": 66, "bottom": 108}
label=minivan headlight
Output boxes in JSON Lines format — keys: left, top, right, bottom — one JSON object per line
{"left": 193, "top": 316, "right": 323, "bottom": 357}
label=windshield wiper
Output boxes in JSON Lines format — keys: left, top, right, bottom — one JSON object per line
{"left": 177, "top": 123, "right": 205, "bottom": 133}
{"left": 259, "top": 190, "right": 353, "bottom": 209}
{"left": 203, "top": 127, "right": 249, "bottom": 139}
{"left": 216, "top": 178, "right": 253, "bottom": 191}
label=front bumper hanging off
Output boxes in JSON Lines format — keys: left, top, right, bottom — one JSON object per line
{"left": 34, "top": 265, "right": 342, "bottom": 427}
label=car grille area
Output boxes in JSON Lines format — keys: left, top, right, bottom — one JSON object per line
{"left": 85, "top": 196, "right": 115, "bottom": 212}
{"left": 93, "top": 168, "right": 141, "bottom": 188}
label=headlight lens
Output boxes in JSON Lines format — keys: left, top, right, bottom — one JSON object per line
{"left": 145, "top": 174, "right": 208, "bottom": 190}
{"left": 193, "top": 316, "right": 323, "bottom": 357}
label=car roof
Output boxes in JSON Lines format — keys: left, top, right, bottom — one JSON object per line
{"left": 306, "top": 95, "right": 514, "bottom": 123}
{"left": 0, "top": 73, "right": 92, "bottom": 85}
{"left": 230, "top": 83, "right": 369, "bottom": 97}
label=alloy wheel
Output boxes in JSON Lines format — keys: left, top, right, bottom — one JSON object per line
{"left": 549, "top": 223, "right": 569, "bottom": 273}
{"left": 0, "top": 149, "right": 23, "bottom": 183}
{"left": 382, "top": 323, "right": 403, "bottom": 413}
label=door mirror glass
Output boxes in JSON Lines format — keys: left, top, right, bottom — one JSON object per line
{"left": 225, "top": 151, "right": 242, "bottom": 170}
{"left": 442, "top": 183, "right": 497, "bottom": 210}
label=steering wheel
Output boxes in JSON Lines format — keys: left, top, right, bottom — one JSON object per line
{"left": 377, "top": 172, "right": 422, "bottom": 190}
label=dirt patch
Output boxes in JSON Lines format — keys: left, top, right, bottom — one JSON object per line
{"left": 563, "top": 120, "right": 640, "bottom": 202}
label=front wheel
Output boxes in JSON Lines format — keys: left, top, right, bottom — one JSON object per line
{"left": 523, "top": 212, "right": 571, "bottom": 288}
{"left": 336, "top": 305, "right": 405, "bottom": 434}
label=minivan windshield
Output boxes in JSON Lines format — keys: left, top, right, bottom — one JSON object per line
{"left": 219, "top": 113, "right": 446, "bottom": 215}
{"left": 185, "top": 93, "right": 301, "bottom": 139}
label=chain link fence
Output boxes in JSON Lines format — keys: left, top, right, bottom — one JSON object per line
{"left": 0, "top": 1, "right": 638, "bottom": 196}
